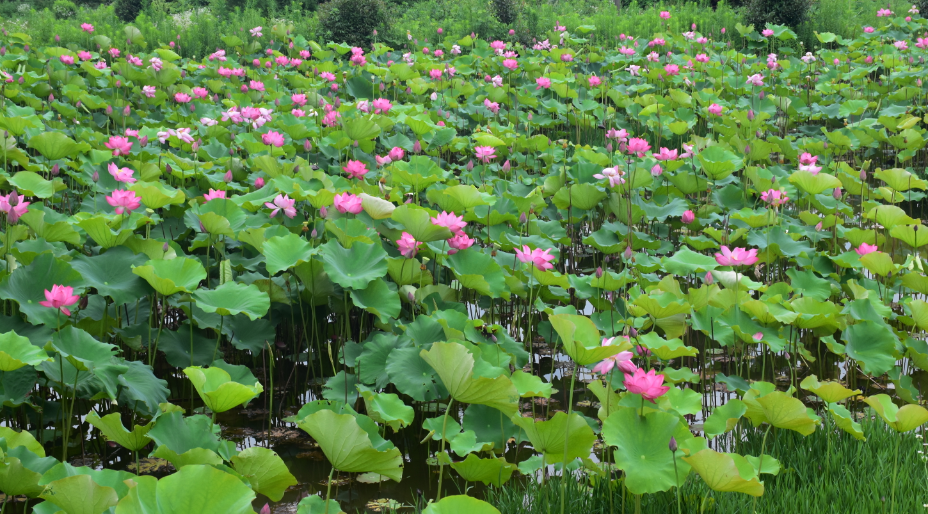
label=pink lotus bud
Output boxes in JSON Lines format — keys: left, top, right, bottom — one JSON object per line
{"left": 758, "top": 91, "right": 765, "bottom": 100}
{"left": 192, "top": 139, "right": 200, "bottom": 152}
{"left": 140, "top": 135, "right": 148, "bottom": 146}
{"left": 255, "top": 177, "right": 265, "bottom": 188}
{"left": 682, "top": 210, "right": 695, "bottom": 224}
{"left": 815, "top": 222, "right": 823, "bottom": 230}
{"left": 51, "top": 164, "right": 59, "bottom": 176}
{"left": 123, "top": 105, "right": 130, "bottom": 116}
{"left": 596, "top": 266, "right": 603, "bottom": 278}
{"left": 509, "top": 29, "right": 515, "bottom": 35}
{"left": 466, "top": 160, "right": 474, "bottom": 171}
{"left": 116, "top": 80, "right": 121, "bottom": 87}
{"left": 747, "top": 109, "right": 754, "bottom": 120}
{"left": 17, "top": 76, "right": 23, "bottom": 84}
{"left": 833, "top": 187, "right": 842, "bottom": 199}
{"left": 705, "top": 272, "right": 713, "bottom": 284}
{"left": 163, "top": 242, "right": 170, "bottom": 252}
{"left": 48, "top": 93, "right": 54, "bottom": 103}
{"left": 669, "top": 436, "right": 678, "bottom": 452}
{"left": 606, "top": 142, "right": 613, "bottom": 152}
{"left": 55, "top": 34, "right": 60, "bottom": 42}
{"left": 629, "top": 327, "right": 638, "bottom": 337}
{"left": 502, "top": 160, "right": 510, "bottom": 172}
{"left": 260, "top": 504, "right": 270, "bottom": 514}
{"left": 413, "top": 140, "right": 422, "bottom": 153}
{"left": 519, "top": 212, "right": 528, "bottom": 224}
{"left": 166, "top": 164, "right": 173, "bottom": 174}
{"left": 92, "top": 171, "right": 99, "bottom": 182}
{"left": 230, "top": 147, "right": 236, "bottom": 156}
{"left": 623, "top": 245, "right": 633, "bottom": 259}
{"left": 310, "top": 228, "right": 318, "bottom": 238}
{"left": 438, "top": 27, "right": 443, "bottom": 34}
{"left": 304, "top": 139, "right": 312, "bottom": 152}
{"left": 106, "top": 105, "right": 113, "bottom": 115}
{"left": 320, "top": 206, "right": 328, "bottom": 218}
{"left": 224, "top": 170, "right": 232, "bottom": 182}
{"left": 860, "top": 170, "right": 867, "bottom": 180}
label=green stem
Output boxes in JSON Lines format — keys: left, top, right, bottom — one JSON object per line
{"left": 62, "top": 365, "right": 80, "bottom": 463}
{"left": 559, "top": 362, "right": 578, "bottom": 514}
{"left": 436, "top": 398, "right": 453, "bottom": 501}
{"left": 890, "top": 431, "right": 901, "bottom": 514}
{"left": 211, "top": 315, "right": 224, "bottom": 363}
{"left": 752, "top": 424, "right": 773, "bottom": 514}
{"left": 672, "top": 449, "right": 682, "bottom": 514}
{"left": 324, "top": 465, "right": 335, "bottom": 514}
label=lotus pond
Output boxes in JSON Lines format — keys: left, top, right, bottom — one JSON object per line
{"left": 0, "top": 10, "right": 927, "bottom": 514}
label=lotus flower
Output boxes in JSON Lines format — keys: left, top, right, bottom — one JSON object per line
{"left": 592, "top": 337, "right": 636, "bottom": 375}
{"left": 746, "top": 74, "right": 765, "bottom": 87}
{"left": 265, "top": 194, "right": 296, "bottom": 219}
{"left": 653, "top": 147, "right": 678, "bottom": 161}
{"left": 760, "top": 188, "right": 789, "bottom": 207}
{"left": 105, "top": 136, "right": 133, "bottom": 156}
{"left": 536, "top": 77, "right": 551, "bottom": 89}
{"left": 627, "top": 137, "right": 651, "bottom": 157}
{"left": 388, "top": 147, "right": 405, "bottom": 161}
{"left": 334, "top": 192, "right": 363, "bottom": 214}
{"left": 175, "top": 92, "right": 192, "bottom": 103}
{"left": 397, "top": 232, "right": 421, "bottom": 258}
{"left": 623, "top": 368, "right": 670, "bottom": 402}
{"left": 107, "top": 163, "right": 137, "bottom": 184}
{"left": 262, "top": 131, "right": 285, "bottom": 147}
{"left": 589, "top": 75, "right": 602, "bottom": 87}
{"left": 106, "top": 189, "right": 141, "bottom": 214}
{"left": 594, "top": 167, "right": 626, "bottom": 188}
{"left": 372, "top": 98, "right": 392, "bottom": 113}
{"left": 475, "top": 146, "right": 496, "bottom": 163}
{"left": 682, "top": 210, "right": 695, "bottom": 224}
{"left": 856, "top": 243, "right": 879, "bottom": 255}
{"left": 0, "top": 193, "right": 30, "bottom": 222}
{"left": 431, "top": 211, "right": 466, "bottom": 233}
{"left": 40, "top": 284, "right": 79, "bottom": 316}
{"left": 708, "top": 103, "right": 723, "bottom": 116}
{"left": 447, "top": 232, "right": 474, "bottom": 254}
{"left": 80, "top": 23, "right": 94, "bottom": 33}
{"left": 342, "top": 160, "right": 369, "bottom": 180}
{"left": 203, "top": 189, "right": 227, "bottom": 201}
{"left": 515, "top": 245, "right": 555, "bottom": 271}
{"left": 714, "top": 246, "right": 759, "bottom": 266}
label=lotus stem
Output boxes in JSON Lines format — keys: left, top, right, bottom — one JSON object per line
{"left": 890, "top": 431, "right": 901, "bottom": 514}
{"left": 436, "top": 398, "right": 453, "bottom": 501}
{"left": 753, "top": 424, "right": 773, "bottom": 514}
{"left": 559, "top": 362, "right": 578, "bottom": 514}
{"left": 324, "top": 465, "right": 335, "bottom": 514}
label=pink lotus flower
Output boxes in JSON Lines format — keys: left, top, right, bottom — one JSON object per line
{"left": 475, "top": 146, "right": 496, "bottom": 163}
{"left": 695, "top": 53, "right": 709, "bottom": 63}
{"left": 255, "top": 177, "right": 265, "bottom": 188}
{"left": 174, "top": 92, "right": 192, "bottom": 103}
{"left": 876, "top": 8, "right": 892, "bottom": 16}
{"left": 40, "top": 284, "right": 79, "bottom": 316}
{"left": 799, "top": 162, "right": 822, "bottom": 174}
{"left": 490, "top": 40, "right": 507, "bottom": 52}
{"left": 536, "top": 77, "right": 551, "bottom": 89}
{"left": 863, "top": 26, "right": 875, "bottom": 33}
{"left": 589, "top": 75, "right": 602, "bottom": 87}
{"left": 502, "top": 59, "right": 518, "bottom": 71}
{"left": 81, "top": 23, "right": 94, "bottom": 33}
{"left": 626, "top": 137, "right": 651, "bottom": 157}
{"left": 560, "top": 53, "right": 574, "bottom": 62}
{"left": 334, "top": 192, "right": 363, "bottom": 214}
{"left": 343, "top": 160, "right": 369, "bottom": 180}
{"left": 708, "top": 103, "right": 723, "bottom": 116}
{"left": 628, "top": 65, "right": 641, "bottom": 76}
{"left": 388, "top": 147, "right": 405, "bottom": 161}
{"left": 429, "top": 68, "right": 443, "bottom": 80}
{"left": 447, "top": 232, "right": 474, "bottom": 254}
{"left": 594, "top": 167, "right": 625, "bottom": 188}
{"left": 762, "top": 29, "right": 774, "bottom": 37}
{"left": 262, "top": 131, "right": 285, "bottom": 147}
{"left": 78, "top": 51, "right": 92, "bottom": 61}
{"left": 431, "top": 211, "right": 466, "bottom": 233}
{"left": 606, "top": 128, "right": 628, "bottom": 141}
{"left": 106, "top": 189, "right": 141, "bottom": 214}
{"left": 917, "top": 38, "right": 928, "bottom": 49}
{"left": 142, "top": 85, "right": 156, "bottom": 98}
{"left": 515, "top": 245, "right": 555, "bottom": 271}
{"left": 799, "top": 152, "right": 818, "bottom": 165}
{"left": 149, "top": 57, "right": 162, "bottom": 71}
{"left": 292, "top": 93, "right": 308, "bottom": 106}
{"left": 397, "top": 232, "right": 421, "bottom": 258}
{"left": 105, "top": 136, "right": 133, "bottom": 156}
{"left": 249, "top": 80, "right": 266, "bottom": 92}
{"left": 592, "top": 337, "right": 636, "bottom": 375}
{"left": 653, "top": 147, "right": 678, "bottom": 161}
{"left": 682, "top": 210, "right": 695, "bottom": 224}
{"left": 375, "top": 155, "right": 392, "bottom": 167}
{"left": 659, "top": 10, "right": 670, "bottom": 19}
{"left": 714, "top": 246, "right": 759, "bottom": 266}
{"left": 192, "top": 87, "right": 209, "bottom": 99}
{"left": 623, "top": 368, "right": 670, "bottom": 402}
{"left": 265, "top": 194, "right": 296, "bottom": 218}
{"left": 203, "top": 189, "right": 227, "bottom": 201}
{"left": 856, "top": 243, "right": 879, "bottom": 255}
{"left": 60, "top": 55, "right": 74, "bottom": 65}
{"left": 746, "top": 74, "right": 765, "bottom": 86}
{"left": 650, "top": 164, "right": 663, "bottom": 177}
{"left": 484, "top": 98, "right": 500, "bottom": 114}
{"left": 250, "top": 26, "right": 263, "bottom": 37}
{"left": 760, "top": 188, "right": 789, "bottom": 207}
{"left": 0, "top": 193, "right": 30, "bottom": 222}
{"left": 108, "top": 163, "right": 137, "bottom": 184}
{"left": 664, "top": 64, "right": 679, "bottom": 76}
{"left": 372, "top": 98, "right": 392, "bottom": 114}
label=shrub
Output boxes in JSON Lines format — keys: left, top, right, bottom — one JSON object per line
{"left": 744, "top": 0, "right": 810, "bottom": 29}
{"left": 52, "top": 0, "right": 78, "bottom": 19}
{"left": 114, "top": 0, "right": 143, "bottom": 21}
{"left": 491, "top": 0, "right": 517, "bottom": 25}
{"left": 317, "top": 0, "right": 388, "bottom": 47}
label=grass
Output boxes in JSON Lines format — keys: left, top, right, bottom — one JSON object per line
{"left": 470, "top": 415, "right": 928, "bottom": 514}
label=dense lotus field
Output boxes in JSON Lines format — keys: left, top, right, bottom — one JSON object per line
{"left": 0, "top": 8, "right": 928, "bottom": 514}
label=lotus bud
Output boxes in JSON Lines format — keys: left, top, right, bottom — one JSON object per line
{"left": 527, "top": 112, "right": 533, "bottom": 121}
{"left": 623, "top": 245, "right": 633, "bottom": 259}
{"left": 255, "top": 177, "right": 265, "bottom": 188}
{"left": 189, "top": 104, "right": 195, "bottom": 111}
{"left": 629, "top": 327, "right": 638, "bottom": 337}
{"left": 55, "top": 34, "right": 60, "bottom": 43}
{"left": 815, "top": 222, "right": 823, "bottom": 231}
{"left": 166, "top": 164, "right": 173, "bottom": 175}
{"left": 860, "top": 169, "right": 867, "bottom": 180}
{"left": 379, "top": 82, "right": 386, "bottom": 91}
{"left": 48, "top": 93, "right": 54, "bottom": 103}
{"left": 744, "top": 145, "right": 751, "bottom": 154}
{"left": 192, "top": 140, "right": 200, "bottom": 152}
{"left": 0, "top": 48, "right": 5, "bottom": 56}
{"left": 116, "top": 79, "right": 122, "bottom": 88}
{"left": 823, "top": 142, "right": 828, "bottom": 149}
{"left": 747, "top": 109, "right": 754, "bottom": 120}
{"left": 92, "top": 171, "right": 99, "bottom": 182}
{"left": 705, "top": 271, "right": 713, "bottom": 284}
{"left": 502, "top": 160, "right": 511, "bottom": 172}
{"left": 466, "top": 160, "right": 474, "bottom": 171}
{"left": 140, "top": 135, "right": 148, "bottom": 147}
{"left": 833, "top": 187, "right": 842, "bottom": 199}
{"left": 757, "top": 130, "right": 763, "bottom": 138}
{"left": 51, "top": 163, "right": 59, "bottom": 176}
{"left": 334, "top": 97, "right": 341, "bottom": 107}
{"left": 606, "top": 142, "right": 613, "bottom": 152}
{"left": 181, "top": 70, "right": 186, "bottom": 78}
{"left": 320, "top": 206, "right": 328, "bottom": 218}
{"left": 407, "top": 291, "right": 416, "bottom": 302}
{"left": 23, "top": 45, "right": 28, "bottom": 53}
{"left": 275, "top": 98, "right": 280, "bottom": 106}
{"left": 669, "top": 437, "right": 678, "bottom": 452}
{"left": 519, "top": 212, "right": 528, "bottom": 224}
{"left": 310, "top": 228, "right": 318, "bottom": 238}
{"left": 106, "top": 105, "right": 113, "bottom": 115}
{"left": 79, "top": 295, "right": 88, "bottom": 310}
{"left": 224, "top": 170, "right": 232, "bottom": 182}
{"left": 596, "top": 267, "right": 603, "bottom": 278}
{"left": 304, "top": 139, "right": 312, "bottom": 152}
{"left": 229, "top": 146, "right": 236, "bottom": 156}
{"left": 123, "top": 105, "right": 130, "bottom": 116}
{"left": 353, "top": 140, "right": 359, "bottom": 147}
{"left": 682, "top": 210, "right": 695, "bottom": 224}
{"left": 76, "top": 101, "right": 82, "bottom": 109}
{"left": 413, "top": 140, "right": 422, "bottom": 153}
{"left": 759, "top": 90, "right": 765, "bottom": 100}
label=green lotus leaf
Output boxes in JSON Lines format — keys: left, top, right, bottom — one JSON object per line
{"left": 890, "top": 224, "right": 928, "bottom": 248}
{"left": 0, "top": 330, "right": 51, "bottom": 371}
{"left": 0, "top": 426, "right": 46, "bottom": 456}
{"left": 704, "top": 399, "right": 747, "bottom": 439}
{"left": 350, "top": 278, "right": 401, "bottom": 323}
{"left": 865, "top": 204, "right": 915, "bottom": 229}
{"left": 51, "top": 326, "right": 118, "bottom": 372}
{"left": 682, "top": 449, "right": 764, "bottom": 497}
{"left": 420, "top": 341, "right": 519, "bottom": 416}
{"left": 9, "top": 171, "right": 55, "bottom": 198}
{"left": 511, "top": 412, "right": 596, "bottom": 464}
{"left": 28, "top": 131, "right": 86, "bottom": 160}
{"left": 863, "top": 394, "right": 928, "bottom": 432}
{"left": 85, "top": 412, "right": 152, "bottom": 451}
{"left": 230, "top": 446, "right": 297, "bottom": 502}
{"left": 842, "top": 321, "right": 900, "bottom": 376}
{"left": 319, "top": 240, "right": 388, "bottom": 290}
{"left": 423, "top": 495, "right": 501, "bottom": 514}
{"left": 656, "top": 386, "right": 703, "bottom": 416}
{"left": 40, "top": 474, "right": 119, "bottom": 514}
{"left": 391, "top": 204, "right": 453, "bottom": 242}
{"left": 874, "top": 167, "right": 928, "bottom": 191}
{"left": 754, "top": 391, "right": 818, "bottom": 435}
{"left": 858, "top": 251, "right": 895, "bottom": 277}
{"left": 358, "top": 192, "right": 396, "bottom": 219}
{"left": 0, "top": 252, "right": 84, "bottom": 326}
{"left": 602, "top": 407, "right": 693, "bottom": 494}
{"left": 71, "top": 246, "right": 153, "bottom": 305}
{"left": 789, "top": 170, "right": 841, "bottom": 194}
{"left": 114, "top": 464, "right": 256, "bottom": 514}
{"left": 445, "top": 249, "right": 511, "bottom": 300}
{"left": 698, "top": 146, "right": 742, "bottom": 180}
{"left": 183, "top": 365, "right": 264, "bottom": 414}
{"left": 551, "top": 183, "right": 607, "bottom": 210}
{"left": 262, "top": 233, "right": 318, "bottom": 275}
{"left": 295, "top": 409, "right": 404, "bottom": 481}
{"left": 799, "top": 374, "right": 860, "bottom": 404}
{"left": 151, "top": 446, "right": 224, "bottom": 469}
{"left": 637, "top": 332, "right": 698, "bottom": 360}
{"left": 130, "top": 181, "right": 186, "bottom": 209}
{"left": 132, "top": 257, "right": 207, "bottom": 296}
{"left": 193, "top": 282, "right": 270, "bottom": 319}
{"left": 548, "top": 314, "right": 620, "bottom": 366}
{"left": 385, "top": 347, "right": 448, "bottom": 402}
{"left": 828, "top": 403, "right": 865, "bottom": 440}
{"left": 428, "top": 184, "right": 493, "bottom": 213}
{"left": 391, "top": 157, "right": 449, "bottom": 190}
{"left": 510, "top": 370, "right": 552, "bottom": 398}
{"left": 295, "top": 495, "right": 347, "bottom": 514}
{"left": 343, "top": 116, "right": 381, "bottom": 140}
{"left": 0, "top": 454, "right": 50, "bottom": 497}
{"left": 450, "top": 454, "right": 517, "bottom": 486}
{"left": 662, "top": 247, "right": 719, "bottom": 275}
{"left": 76, "top": 216, "right": 136, "bottom": 249}
{"left": 359, "top": 387, "right": 415, "bottom": 431}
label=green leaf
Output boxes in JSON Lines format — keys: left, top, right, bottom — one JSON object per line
{"left": 445, "top": 249, "right": 511, "bottom": 300}
{"left": 350, "top": 278, "right": 401, "bottom": 323}
{"left": 343, "top": 117, "right": 381, "bottom": 141}
{"left": 132, "top": 257, "right": 206, "bottom": 296}
{"left": 262, "top": 233, "right": 318, "bottom": 275}
{"left": 423, "top": 496, "right": 501, "bottom": 514}
{"left": 184, "top": 365, "right": 264, "bottom": 413}
{"left": 755, "top": 391, "right": 818, "bottom": 435}
{"left": 28, "top": 132, "right": 86, "bottom": 160}
{"left": 230, "top": 447, "right": 298, "bottom": 502}
{"left": 85, "top": 412, "right": 152, "bottom": 451}
{"left": 548, "top": 314, "right": 619, "bottom": 366}
{"left": 40, "top": 474, "right": 118, "bottom": 514}
{"left": 420, "top": 341, "right": 519, "bottom": 416}
{"left": 391, "top": 204, "right": 453, "bottom": 242}
{"left": 193, "top": 282, "right": 270, "bottom": 320}
{"left": 510, "top": 412, "right": 596, "bottom": 464}
{"left": 295, "top": 409, "right": 404, "bottom": 481}
{"left": 9, "top": 171, "right": 55, "bottom": 198}
{"left": 704, "top": 400, "right": 747, "bottom": 439}
{"left": 682, "top": 449, "right": 764, "bottom": 497}
{"left": 359, "top": 388, "right": 415, "bottom": 431}
{"left": 115, "top": 464, "right": 256, "bottom": 514}
{"left": 71, "top": 246, "right": 153, "bottom": 305}
{"left": 789, "top": 170, "right": 841, "bottom": 195}
{"left": 0, "top": 330, "right": 51, "bottom": 370}
{"left": 296, "top": 495, "right": 346, "bottom": 514}
{"left": 829, "top": 403, "right": 865, "bottom": 441}
{"left": 450, "top": 454, "right": 517, "bottom": 486}
{"left": 318, "top": 240, "right": 388, "bottom": 290}
{"left": 842, "top": 321, "right": 900, "bottom": 376}
{"left": 602, "top": 407, "right": 692, "bottom": 494}
{"left": 864, "top": 394, "right": 928, "bottom": 432}
{"left": 510, "top": 370, "right": 552, "bottom": 398}
{"left": 799, "top": 374, "right": 860, "bottom": 403}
